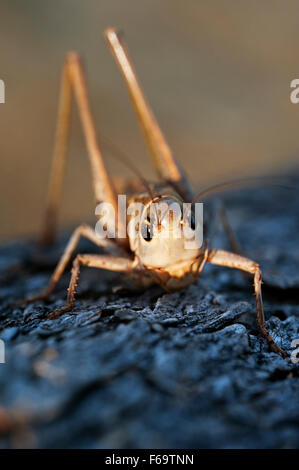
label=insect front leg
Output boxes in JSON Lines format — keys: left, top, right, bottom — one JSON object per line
{"left": 48, "top": 254, "right": 135, "bottom": 319}
{"left": 17, "top": 224, "right": 126, "bottom": 306}
{"left": 207, "top": 249, "right": 287, "bottom": 358}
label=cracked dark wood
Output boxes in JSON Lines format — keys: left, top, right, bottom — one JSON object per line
{"left": 0, "top": 180, "right": 298, "bottom": 448}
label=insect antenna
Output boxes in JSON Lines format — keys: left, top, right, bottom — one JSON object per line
{"left": 190, "top": 176, "right": 294, "bottom": 205}
{"left": 100, "top": 134, "right": 156, "bottom": 201}
{"left": 182, "top": 176, "right": 294, "bottom": 224}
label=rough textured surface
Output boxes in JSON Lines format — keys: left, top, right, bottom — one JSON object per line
{"left": 0, "top": 183, "right": 298, "bottom": 449}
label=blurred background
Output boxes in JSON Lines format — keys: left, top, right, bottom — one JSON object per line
{"left": 0, "top": 0, "right": 299, "bottom": 241}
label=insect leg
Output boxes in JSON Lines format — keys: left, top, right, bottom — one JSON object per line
{"left": 207, "top": 200, "right": 242, "bottom": 255}
{"left": 48, "top": 254, "right": 134, "bottom": 319}
{"left": 40, "top": 53, "right": 126, "bottom": 247}
{"left": 218, "top": 203, "right": 242, "bottom": 255}
{"left": 207, "top": 249, "right": 287, "bottom": 358}
{"left": 104, "top": 27, "right": 193, "bottom": 201}
{"left": 18, "top": 224, "right": 127, "bottom": 305}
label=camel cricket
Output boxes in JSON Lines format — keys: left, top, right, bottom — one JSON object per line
{"left": 19, "top": 27, "right": 287, "bottom": 357}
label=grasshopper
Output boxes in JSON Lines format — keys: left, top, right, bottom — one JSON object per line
{"left": 19, "top": 27, "right": 286, "bottom": 358}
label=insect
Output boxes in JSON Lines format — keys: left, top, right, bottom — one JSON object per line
{"left": 18, "top": 27, "right": 287, "bottom": 358}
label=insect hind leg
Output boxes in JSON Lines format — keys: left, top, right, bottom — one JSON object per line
{"left": 104, "top": 27, "right": 193, "bottom": 201}
{"left": 40, "top": 52, "right": 126, "bottom": 247}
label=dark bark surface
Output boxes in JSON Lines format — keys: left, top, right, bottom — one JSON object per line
{"left": 0, "top": 182, "right": 298, "bottom": 448}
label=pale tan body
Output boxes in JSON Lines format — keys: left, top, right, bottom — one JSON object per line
{"left": 19, "top": 28, "right": 286, "bottom": 358}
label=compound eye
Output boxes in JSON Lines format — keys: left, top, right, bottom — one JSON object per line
{"left": 190, "top": 212, "right": 196, "bottom": 230}
{"left": 141, "top": 217, "right": 153, "bottom": 242}
{"left": 182, "top": 210, "right": 196, "bottom": 230}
